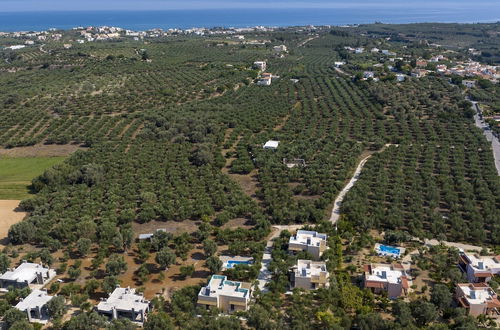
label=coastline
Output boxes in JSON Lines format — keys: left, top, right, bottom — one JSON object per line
{"left": 0, "top": 8, "right": 499, "bottom": 32}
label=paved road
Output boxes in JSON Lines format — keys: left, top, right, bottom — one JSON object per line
{"left": 471, "top": 101, "right": 500, "bottom": 175}
{"left": 257, "top": 225, "right": 303, "bottom": 292}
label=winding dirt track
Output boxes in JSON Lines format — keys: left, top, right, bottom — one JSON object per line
{"left": 329, "top": 155, "right": 372, "bottom": 225}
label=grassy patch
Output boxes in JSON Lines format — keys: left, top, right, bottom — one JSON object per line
{"left": 0, "top": 156, "right": 66, "bottom": 199}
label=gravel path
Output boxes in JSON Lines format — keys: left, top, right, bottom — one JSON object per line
{"left": 329, "top": 155, "right": 372, "bottom": 225}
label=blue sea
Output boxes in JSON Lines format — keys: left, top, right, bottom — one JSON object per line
{"left": 0, "top": 6, "right": 499, "bottom": 32}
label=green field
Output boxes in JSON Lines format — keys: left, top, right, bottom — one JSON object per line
{"left": 0, "top": 156, "right": 66, "bottom": 199}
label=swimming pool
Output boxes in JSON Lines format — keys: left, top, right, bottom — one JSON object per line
{"left": 377, "top": 244, "right": 401, "bottom": 257}
{"left": 225, "top": 260, "right": 253, "bottom": 269}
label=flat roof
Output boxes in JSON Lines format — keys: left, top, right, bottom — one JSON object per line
{"left": 263, "top": 140, "right": 279, "bottom": 148}
{"left": 365, "top": 264, "right": 406, "bottom": 285}
{"left": 0, "top": 262, "right": 49, "bottom": 283}
{"left": 15, "top": 289, "right": 53, "bottom": 311}
{"left": 295, "top": 259, "right": 328, "bottom": 278}
{"left": 457, "top": 283, "right": 500, "bottom": 306}
{"left": 199, "top": 275, "right": 249, "bottom": 299}
{"left": 463, "top": 253, "right": 500, "bottom": 272}
{"left": 289, "top": 230, "right": 327, "bottom": 247}
{"left": 97, "top": 287, "right": 149, "bottom": 313}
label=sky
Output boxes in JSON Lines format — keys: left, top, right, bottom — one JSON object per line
{"left": 0, "top": 0, "right": 486, "bottom": 12}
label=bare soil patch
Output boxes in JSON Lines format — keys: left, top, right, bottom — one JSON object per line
{"left": 132, "top": 220, "right": 200, "bottom": 238}
{"left": 0, "top": 200, "right": 26, "bottom": 247}
{"left": 222, "top": 169, "right": 260, "bottom": 201}
{"left": 222, "top": 218, "right": 254, "bottom": 230}
{"left": 0, "top": 144, "right": 84, "bottom": 157}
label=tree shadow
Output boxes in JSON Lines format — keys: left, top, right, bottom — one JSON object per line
{"left": 191, "top": 252, "right": 205, "bottom": 261}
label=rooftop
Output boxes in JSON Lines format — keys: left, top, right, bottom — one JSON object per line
{"left": 289, "top": 230, "right": 327, "bottom": 247}
{"left": 462, "top": 253, "right": 500, "bottom": 272}
{"left": 199, "top": 275, "right": 250, "bottom": 299}
{"left": 15, "top": 289, "right": 53, "bottom": 311}
{"left": 365, "top": 263, "right": 406, "bottom": 285}
{"left": 263, "top": 140, "right": 279, "bottom": 149}
{"left": 295, "top": 260, "right": 328, "bottom": 278}
{"left": 97, "top": 287, "right": 149, "bottom": 313}
{"left": 0, "top": 262, "right": 50, "bottom": 283}
{"left": 457, "top": 283, "right": 500, "bottom": 306}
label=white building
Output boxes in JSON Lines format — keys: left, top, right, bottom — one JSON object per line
{"left": 253, "top": 61, "right": 267, "bottom": 71}
{"left": 462, "top": 80, "right": 476, "bottom": 88}
{"left": 334, "top": 61, "right": 346, "bottom": 67}
{"left": 257, "top": 77, "right": 272, "bottom": 86}
{"left": 137, "top": 228, "right": 167, "bottom": 241}
{"left": 456, "top": 283, "right": 500, "bottom": 316}
{"left": 0, "top": 262, "right": 55, "bottom": 289}
{"left": 6, "top": 45, "right": 26, "bottom": 50}
{"left": 15, "top": 289, "right": 54, "bottom": 323}
{"left": 288, "top": 230, "right": 328, "bottom": 260}
{"left": 363, "top": 71, "right": 375, "bottom": 79}
{"left": 197, "top": 275, "right": 252, "bottom": 313}
{"left": 263, "top": 140, "right": 279, "bottom": 150}
{"left": 363, "top": 263, "right": 409, "bottom": 299}
{"left": 290, "top": 260, "right": 330, "bottom": 290}
{"left": 459, "top": 253, "right": 500, "bottom": 283}
{"left": 273, "top": 45, "right": 287, "bottom": 53}
{"left": 97, "top": 287, "right": 150, "bottom": 325}
{"left": 381, "top": 50, "right": 396, "bottom": 56}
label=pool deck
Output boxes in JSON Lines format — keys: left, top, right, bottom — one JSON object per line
{"left": 374, "top": 243, "right": 405, "bottom": 258}
{"left": 220, "top": 256, "right": 254, "bottom": 271}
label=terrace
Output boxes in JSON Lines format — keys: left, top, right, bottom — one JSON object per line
{"left": 198, "top": 275, "right": 251, "bottom": 313}
{"left": 96, "top": 287, "right": 150, "bottom": 325}
{"left": 15, "top": 289, "right": 54, "bottom": 323}
{"left": 0, "top": 261, "right": 56, "bottom": 289}
{"left": 291, "top": 259, "right": 330, "bottom": 290}
{"left": 458, "top": 252, "right": 500, "bottom": 283}
{"left": 220, "top": 256, "right": 254, "bottom": 271}
{"left": 364, "top": 263, "right": 409, "bottom": 299}
{"left": 456, "top": 283, "right": 500, "bottom": 317}
{"left": 288, "top": 230, "right": 328, "bottom": 260}
{"left": 375, "top": 243, "right": 405, "bottom": 259}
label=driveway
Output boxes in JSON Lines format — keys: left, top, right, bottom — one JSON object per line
{"left": 257, "top": 225, "right": 303, "bottom": 292}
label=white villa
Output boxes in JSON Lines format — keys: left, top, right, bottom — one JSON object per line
{"left": 456, "top": 283, "right": 500, "bottom": 317}
{"left": 253, "top": 61, "right": 267, "bottom": 71}
{"left": 96, "top": 287, "right": 150, "bottom": 325}
{"left": 15, "top": 289, "right": 55, "bottom": 323}
{"left": 363, "top": 263, "right": 409, "bottom": 299}
{"left": 257, "top": 77, "right": 272, "bottom": 86}
{"left": 288, "top": 230, "right": 328, "bottom": 260}
{"left": 459, "top": 253, "right": 500, "bottom": 283}
{"left": 197, "top": 275, "right": 252, "bottom": 313}
{"left": 290, "top": 260, "right": 330, "bottom": 290}
{"left": 0, "top": 262, "right": 56, "bottom": 289}
{"left": 273, "top": 45, "right": 287, "bottom": 53}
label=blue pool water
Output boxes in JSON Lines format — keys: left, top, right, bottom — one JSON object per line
{"left": 378, "top": 245, "right": 401, "bottom": 256}
{"left": 226, "top": 260, "right": 252, "bottom": 268}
